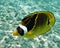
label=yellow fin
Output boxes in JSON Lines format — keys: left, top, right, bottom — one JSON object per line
{"left": 24, "top": 31, "right": 36, "bottom": 38}
{"left": 24, "top": 35, "right": 35, "bottom": 38}
{"left": 27, "top": 31, "right": 32, "bottom": 35}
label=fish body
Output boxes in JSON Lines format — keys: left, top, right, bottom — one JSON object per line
{"left": 13, "top": 11, "right": 55, "bottom": 38}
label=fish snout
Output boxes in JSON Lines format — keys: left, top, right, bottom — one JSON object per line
{"left": 13, "top": 30, "right": 19, "bottom": 36}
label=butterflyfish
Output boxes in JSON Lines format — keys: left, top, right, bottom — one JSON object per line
{"left": 13, "top": 11, "right": 55, "bottom": 38}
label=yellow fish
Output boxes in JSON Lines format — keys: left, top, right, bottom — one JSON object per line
{"left": 13, "top": 11, "right": 55, "bottom": 38}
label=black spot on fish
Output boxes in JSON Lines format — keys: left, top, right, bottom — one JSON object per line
{"left": 48, "top": 19, "right": 50, "bottom": 25}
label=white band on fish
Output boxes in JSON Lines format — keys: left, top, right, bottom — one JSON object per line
{"left": 19, "top": 24, "right": 28, "bottom": 34}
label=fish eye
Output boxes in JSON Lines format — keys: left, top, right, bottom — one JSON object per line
{"left": 17, "top": 26, "right": 24, "bottom": 36}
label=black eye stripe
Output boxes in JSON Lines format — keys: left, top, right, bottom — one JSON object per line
{"left": 17, "top": 26, "right": 24, "bottom": 36}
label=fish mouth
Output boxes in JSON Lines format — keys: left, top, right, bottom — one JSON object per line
{"left": 13, "top": 30, "right": 19, "bottom": 36}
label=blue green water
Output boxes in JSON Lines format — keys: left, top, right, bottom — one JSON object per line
{"left": 0, "top": 0, "right": 60, "bottom": 48}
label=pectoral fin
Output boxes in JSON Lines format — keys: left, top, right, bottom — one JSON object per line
{"left": 24, "top": 31, "right": 36, "bottom": 38}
